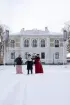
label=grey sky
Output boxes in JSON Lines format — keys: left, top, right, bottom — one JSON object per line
{"left": 0, "top": 0, "right": 70, "bottom": 33}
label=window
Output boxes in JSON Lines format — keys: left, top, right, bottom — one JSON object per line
{"left": 11, "top": 40, "right": 15, "bottom": 48}
{"left": 25, "top": 52, "right": 28, "bottom": 59}
{"left": 32, "top": 39, "right": 37, "bottom": 47}
{"left": 41, "top": 52, "right": 45, "bottom": 59}
{"left": 24, "top": 39, "right": 29, "bottom": 47}
{"left": 55, "top": 40, "right": 59, "bottom": 47}
{"left": 41, "top": 39, "right": 45, "bottom": 47}
{"left": 55, "top": 52, "right": 59, "bottom": 59}
{"left": 11, "top": 52, "right": 15, "bottom": 59}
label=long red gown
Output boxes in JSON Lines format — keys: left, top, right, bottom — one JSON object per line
{"left": 35, "top": 58, "right": 43, "bottom": 73}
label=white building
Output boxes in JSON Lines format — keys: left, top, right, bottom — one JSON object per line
{"left": 5, "top": 27, "right": 67, "bottom": 64}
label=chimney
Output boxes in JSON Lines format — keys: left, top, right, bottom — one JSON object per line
{"left": 20, "top": 28, "right": 25, "bottom": 34}
{"left": 45, "top": 27, "right": 49, "bottom": 32}
{"left": 20, "top": 28, "right": 25, "bottom": 32}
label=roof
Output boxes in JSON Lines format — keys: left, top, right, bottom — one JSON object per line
{"left": 10, "top": 29, "right": 63, "bottom": 36}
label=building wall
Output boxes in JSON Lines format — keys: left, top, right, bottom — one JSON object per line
{"left": 5, "top": 34, "right": 67, "bottom": 64}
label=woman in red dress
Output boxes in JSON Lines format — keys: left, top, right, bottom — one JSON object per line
{"left": 34, "top": 54, "right": 43, "bottom": 74}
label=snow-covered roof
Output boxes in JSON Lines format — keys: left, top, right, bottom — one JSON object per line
{"left": 10, "top": 29, "right": 63, "bottom": 36}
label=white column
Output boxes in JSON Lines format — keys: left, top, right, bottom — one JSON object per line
{"left": 20, "top": 36, "right": 23, "bottom": 58}
{"left": 47, "top": 37, "right": 50, "bottom": 64}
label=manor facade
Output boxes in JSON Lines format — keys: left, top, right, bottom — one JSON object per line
{"left": 5, "top": 27, "right": 67, "bottom": 64}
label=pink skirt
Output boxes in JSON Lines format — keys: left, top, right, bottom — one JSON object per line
{"left": 16, "top": 65, "right": 23, "bottom": 74}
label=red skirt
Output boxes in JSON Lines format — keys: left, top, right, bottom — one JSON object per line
{"left": 35, "top": 63, "right": 43, "bottom": 74}
{"left": 16, "top": 65, "right": 23, "bottom": 74}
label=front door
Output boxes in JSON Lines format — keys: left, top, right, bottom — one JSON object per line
{"left": 0, "top": 57, "right": 3, "bottom": 64}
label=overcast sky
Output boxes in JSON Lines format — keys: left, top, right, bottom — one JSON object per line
{"left": 0, "top": 0, "right": 70, "bottom": 33}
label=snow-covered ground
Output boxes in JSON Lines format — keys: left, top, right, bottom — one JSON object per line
{"left": 0, "top": 65, "right": 70, "bottom": 105}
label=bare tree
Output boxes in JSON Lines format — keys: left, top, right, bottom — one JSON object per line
{"left": 64, "top": 21, "right": 70, "bottom": 53}
{"left": 0, "top": 25, "right": 9, "bottom": 64}
{"left": 0, "top": 26, "right": 4, "bottom": 64}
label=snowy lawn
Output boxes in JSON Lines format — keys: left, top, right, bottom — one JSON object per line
{"left": 0, "top": 65, "right": 70, "bottom": 105}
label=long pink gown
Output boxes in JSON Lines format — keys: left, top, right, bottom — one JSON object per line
{"left": 16, "top": 65, "right": 23, "bottom": 74}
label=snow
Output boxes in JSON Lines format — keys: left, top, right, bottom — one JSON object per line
{"left": 0, "top": 65, "right": 70, "bottom": 105}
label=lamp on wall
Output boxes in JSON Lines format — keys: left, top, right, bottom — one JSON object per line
{"left": 63, "top": 29, "right": 68, "bottom": 41}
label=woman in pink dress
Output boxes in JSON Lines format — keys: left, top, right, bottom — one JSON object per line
{"left": 14, "top": 55, "right": 23, "bottom": 74}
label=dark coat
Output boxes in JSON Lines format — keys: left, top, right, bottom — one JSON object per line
{"left": 34, "top": 57, "right": 43, "bottom": 73}
{"left": 26, "top": 60, "right": 33, "bottom": 70}
{"left": 14, "top": 57, "right": 23, "bottom": 65}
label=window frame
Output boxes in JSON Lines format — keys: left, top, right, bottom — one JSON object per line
{"left": 41, "top": 39, "right": 45, "bottom": 47}
{"left": 55, "top": 40, "right": 59, "bottom": 47}
{"left": 24, "top": 39, "right": 29, "bottom": 47}
{"left": 25, "top": 52, "right": 29, "bottom": 59}
{"left": 11, "top": 52, "right": 15, "bottom": 59}
{"left": 32, "top": 39, "right": 37, "bottom": 47}
{"left": 10, "top": 40, "right": 15, "bottom": 48}
{"left": 41, "top": 52, "right": 45, "bottom": 59}
{"left": 55, "top": 52, "right": 59, "bottom": 59}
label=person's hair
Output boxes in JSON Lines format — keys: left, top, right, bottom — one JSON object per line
{"left": 28, "top": 54, "right": 31, "bottom": 56}
{"left": 18, "top": 54, "right": 21, "bottom": 57}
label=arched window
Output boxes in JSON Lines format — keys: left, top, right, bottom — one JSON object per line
{"left": 11, "top": 40, "right": 15, "bottom": 47}
{"left": 24, "top": 39, "right": 29, "bottom": 47}
{"left": 32, "top": 39, "right": 37, "bottom": 47}
{"left": 55, "top": 40, "right": 59, "bottom": 47}
{"left": 41, "top": 39, "right": 45, "bottom": 47}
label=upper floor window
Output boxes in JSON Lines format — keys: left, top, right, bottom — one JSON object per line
{"left": 55, "top": 52, "right": 59, "bottom": 59}
{"left": 55, "top": 40, "right": 59, "bottom": 47}
{"left": 41, "top": 39, "right": 45, "bottom": 47}
{"left": 32, "top": 39, "right": 37, "bottom": 47}
{"left": 11, "top": 52, "right": 15, "bottom": 59}
{"left": 11, "top": 40, "right": 15, "bottom": 48}
{"left": 24, "top": 39, "right": 29, "bottom": 47}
